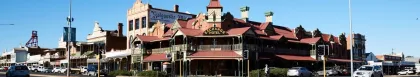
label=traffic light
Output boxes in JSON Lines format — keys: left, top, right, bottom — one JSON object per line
{"left": 317, "top": 46, "right": 325, "bottom": 55}
{"left": 243, "top": 50, "right": 249, "bottom": 60}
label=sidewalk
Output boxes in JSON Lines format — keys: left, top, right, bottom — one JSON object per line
{"left": 0, "top": 72, "right": 80, "bottom": 77}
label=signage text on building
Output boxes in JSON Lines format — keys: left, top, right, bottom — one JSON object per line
{"left": 149, "top": 9, "right": 193, "bottom": 24}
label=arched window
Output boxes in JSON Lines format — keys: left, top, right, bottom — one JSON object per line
{"left": 129, "top": 35, "right": 133, "bottom": 48}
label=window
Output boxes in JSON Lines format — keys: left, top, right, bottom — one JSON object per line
{"left": 141, "top": 17, "right": 146, "bottom": 28}
{"left": 135, "top": 18, "right": 140, "bottom": 29}
{"left": 129, "top": 20, "right": 133, "bottom": 31}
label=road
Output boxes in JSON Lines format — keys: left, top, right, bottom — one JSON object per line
{"left": 0, "top": 71, "right": 418, "bottom": 77}
{"left": 329, "top": 75, "right": 420, "bottom": 77}
{"left": 0, "top": 71, "right": 98, "bottom": 77}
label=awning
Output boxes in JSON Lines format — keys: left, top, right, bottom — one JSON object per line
{"left": 276, "top": 55, "right": 316, "bottom": 61}
{"left": 60, "top": 59, "right": 68, "bottom": 63}
{"left": 328, "top": 58, "right": 362, "bottom": 62}
{"left": 87, "top": 58, "right": 108, "bottom": 63}
{"left": 26, "top": 59, "right": 39, "bottom": 63}
{"left": 187, "top": 50, "right": 241, "bottom": 60}
{"left": 143, "top": 54, "right": 169, "bottom": 62}
{"left": 105, "top": 50, "right": 131, "bottom": 59}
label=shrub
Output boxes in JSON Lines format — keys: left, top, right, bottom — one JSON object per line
{"left": 250, "top": 69, "right": 266, "bottom": 77}
{"left": 250, "top": 67, "right": 289, "bottom": 77}
{"left": 137, "top": 70, "right": 167, "bottom": 77}
{"left": 109, "top": 70, "right": 133, "bottom": 76}
{"left": 268, "top": 67, "right": 288, "bottom": 77}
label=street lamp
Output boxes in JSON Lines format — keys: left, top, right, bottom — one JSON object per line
{"left": 348, "top": 0, "right": 354, "bottom": 76}
{"left": 66, "top": 0, "right": 74, "bottom": 77}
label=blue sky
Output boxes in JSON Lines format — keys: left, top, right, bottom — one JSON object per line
{"left": 0, "top": 0, "right": 419, "bottom": 56}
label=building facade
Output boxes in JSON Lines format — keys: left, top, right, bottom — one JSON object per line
{"left": 126, "top": 0, "right": 366, "bottom": 76}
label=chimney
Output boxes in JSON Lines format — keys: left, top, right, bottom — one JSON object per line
{"left": 174, "top": 4, "right": 179, "bottom": 12}
{"left": 240, "top": 6, "right": 250, "bottom": 21}
{"left": 265, "top": 11, "right": 273, "bottom": 22}
{"left": 117, "top": 23, "right": 123, "bottom": 37}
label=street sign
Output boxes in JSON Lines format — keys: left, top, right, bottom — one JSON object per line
{"left": 63, "top": 27, "right": 76, "bottom": 42}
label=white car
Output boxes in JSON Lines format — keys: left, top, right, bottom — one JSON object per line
{"left": 52, "top": 67, "right": 63, "bottom": 73}
{"left": 36, "top": 66, "right": 53, "bottom": 73}
{"left": 317, "top": 67, "right": 339, "bottom": 76}
{"left": 59, "top": 68, "right": 67, "bottom": 73}
{"left": 398, "top": 69, "right": 414, "bottom": 75}
{"left": 353, "top": 65, "right": 383, "bottom": 77}
{"left": 80, "top": 66, "right": 88, "bottom": 74}
{"left": 287, "top": 67, "right": 312, "bottom": 77}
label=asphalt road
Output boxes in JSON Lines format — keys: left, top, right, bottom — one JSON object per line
{"left": 0, "top": 71, "right": 97, "bottom": 77}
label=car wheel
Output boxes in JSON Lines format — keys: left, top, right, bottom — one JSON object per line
{"left": 380, "top": 74, "right": 383, "bottom": 77}
{"left": 371, "top": 74, "right": 374, "bottom": 77}
{"left": 25, "top": 75, "right": 30, "bottom": 77}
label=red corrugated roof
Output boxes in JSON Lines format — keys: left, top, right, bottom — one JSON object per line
{"left": 207, "top": 0, "right": 222, "bottom": 8}
{"left": 179, "top": 28, "right": 203, "bottom": 36}
{"left": 276, "top": 55, "right": 316, "bottom": 61}
{"left": 259, "top": 22, "right": 270, "bottom": 30}
{"left": 163, "top": 29, "right": 174, "bottom": 36}
{"left": 300, "top": 37, "right": 321, "bottom": 44}
{"left": 274, "top": 28, "right": 296, "bottom": 39}
{"left": 143, "top": 54, "right": 169, "bottom": 62}
{"left": 322, "top": 34, "right": 331, "bottom": 42}
{"left": 269, "top": 35, "right": 283, "bottom": 40}
{"left": 329, "top": 58, "right": 362, "bottom": 62}
{"left": 227, "top": 27, "right": 251, "bottom": 35}
{"left": 136, "top": 35, "right": 170, "bottom": 42}
{"left": 177, "top": 19, "right": 188, "bottom": 28}
{"left": 189, "top": 50, "right": 241, "bottom": 57}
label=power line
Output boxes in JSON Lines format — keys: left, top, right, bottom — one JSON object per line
{"left": 0, "top": 24, "right": 14, "bottom": 25}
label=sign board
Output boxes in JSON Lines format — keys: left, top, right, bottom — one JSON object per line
{"left": 63, "top": 27, "right": 76, "bottom": 42}
{"left": 203, "top": 27, "right": 227, "bottom": 35}
{"left": 149, "top": 9, "right": 193, "bottom": 24}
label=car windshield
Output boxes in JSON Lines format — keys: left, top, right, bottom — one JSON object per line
{"left": 358, "top": 66, "right": 373, "bottom": 71}
{"left": 15, "top": 66, "right": 29, "bottom": 70}
{"left": 290, "top": 67, "right": 301, "bottom": 70}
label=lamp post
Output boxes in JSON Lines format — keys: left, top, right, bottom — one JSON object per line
{"left": 66, "top": 0, "right": 74, "bottom": 77}
{"left": 348, "top": 0, "right": 354, "bottom": 76}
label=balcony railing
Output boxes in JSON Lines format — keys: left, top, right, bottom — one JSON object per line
{"left": 197, "top": 44, "right": 242, "bottom": 51}
{"left": 51, "top": 55, "right": 66, "bottom": 59}
{"left": 145, "top": 47, "right": 171, "bottom": 54}
{"left": 172, "top": 44, "right": 187, "bottom": 51}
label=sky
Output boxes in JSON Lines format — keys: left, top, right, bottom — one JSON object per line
{"left": 0, "top": 0, "right": 419, "bottom": 56}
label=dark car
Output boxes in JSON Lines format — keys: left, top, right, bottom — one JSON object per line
{"left": 6, "top": 65, "right": 30, "bottom": 77}
{"left": 86, "top": 64, "right": 107, "bottom": 76}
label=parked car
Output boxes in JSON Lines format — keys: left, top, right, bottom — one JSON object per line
{"left": 59, "top": 68, "right": 67, "bottom": 73}
{"left": 316, "top": 67, "right": 339, "bottom": 76}
{"left": 40, "top": 67, "right": 53, "bottom": 73}
{"left": 5, "top": 65, "right": 30, "bottom": 77}
{"left": 52, "top": 67, "right": 63, "bottom": 73}
{"left": 80, "top": 66, "right": 87, "bottom": 74}
{"left": 87, "top": 64, "right": 107, "bottom": 76}
{"left": 398, "top": 69, "right": 414, "bottom": 75}
{"left": 287, "top": 67, "right": 312, "bottom": 77}
{"left": 353, "top": 65, "right": 383, "bottom": 77}
{"left": 4, "top": 66, "right": 8, "bottom": 71}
